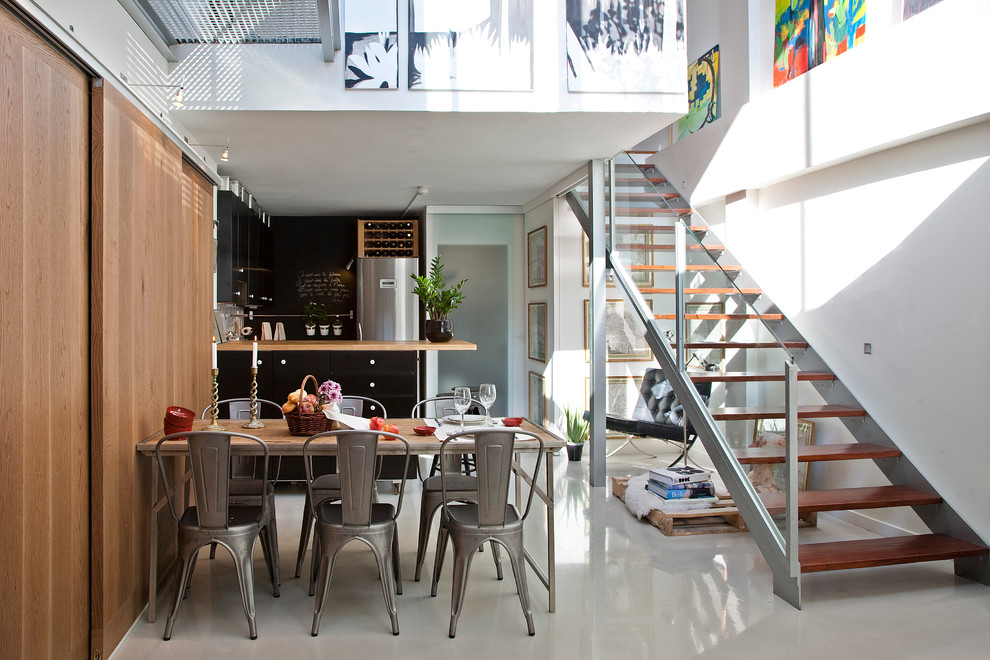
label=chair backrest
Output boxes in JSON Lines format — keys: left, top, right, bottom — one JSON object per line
{"left": 156, "top": 431, "right": 269, "bottom": 527}
{"left": 439, "top": 429, "right": 544, "bottom": 526}
{"left": 632, "top": 368, "right": 712, "bottom": 431}
{"left": 303, "top": 430, "right": 411, "bottom": 526}
{"left": 201, "top": 398, "right": 285, "bottom": 420}
{"left": 339, "top": 395, "right": 387, "bottom": 419}
{"left": 410, "top": 395, "right": 485, "bottom": 420}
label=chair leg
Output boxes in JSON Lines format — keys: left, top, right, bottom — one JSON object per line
{"left": 503, "top": 536, "right": 535, "bottom": 636}
{"left": 259, "top": 525, "right": 280, "bottom": 598}
{"left": 375, "top": 529, "right": 400, "bottom": 636}
{"left": 209, "top": 542, "right": 218, "bottom": 559}
{"left": 310, "top": 539, "right": 335, "bottom": 636}
{"left": 414, "top": 498, "right": 440, "bottom": 581}
{"left": 392, "top": 525, "right": 403, "bottom": 596}
{"left": 163, "top": 543, "right": 198, "bottom": 640}
{"left": 430, "top": 521, "right": 449, "bottom": 598}
{"left": 183, "top": 551, "right": 200, "bottom": 599}
{"left": 490, "top": 540, "right": 503, "bottom": 580}
{"left": 309, "top": 532, "right": 321, "bottom": 597}
{"left": 448, "top": 537, "right": 482, "bottom": 639}
{"left": 294, "top": 490, "right": 313, "bottom": 578}
{"left": 229, "top": 535, "right": 259, "bottom": 640}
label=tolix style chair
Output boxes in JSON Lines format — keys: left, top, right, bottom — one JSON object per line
{"left": 155, "top": 431, "right": 280, "bottom": 640}
{"left": 293, "top": 396, "right": 388, "bottom": 579}
{"left": 303, "top": 429, "right": 411, "bottom": 636}
{"left": 430, "top": 428, "right": 544, "bottom": 638}
{"left": 410, "top": 396, "right": 502, "bottom": 583}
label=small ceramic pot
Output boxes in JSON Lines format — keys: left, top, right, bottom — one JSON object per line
{"left": 566, "top": 442, "right": 584, "bottom": 461}
{"left": 319, "top": 325, "right": 330, "bottom": 336}
{"left": 425, "top": 319, "right": 453, "bottom": 343}
{"left": 305, "top": 325, "right": 316, "bottom": 336}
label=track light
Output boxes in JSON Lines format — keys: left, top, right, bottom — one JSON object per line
{"left": 129, "top": 82, "right": 184, "bottom": 107}
{"left": 188, "top": 138, "right": 231, "bottom": 163}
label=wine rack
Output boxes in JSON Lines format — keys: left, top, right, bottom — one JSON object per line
{"left": 357, "top": 219, "right": 418, "bottom": 258}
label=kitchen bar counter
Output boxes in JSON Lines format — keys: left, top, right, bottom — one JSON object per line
{"left": 218, "top": 339, "right": 476, "bottom": 351}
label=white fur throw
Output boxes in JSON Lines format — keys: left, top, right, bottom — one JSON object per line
{"left": 621, "top": 474, "right": 716, "bottom": 518}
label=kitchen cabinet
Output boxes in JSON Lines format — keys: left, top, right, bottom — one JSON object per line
{"left": 217, "top": 190, "right": 273, "bottom": 307}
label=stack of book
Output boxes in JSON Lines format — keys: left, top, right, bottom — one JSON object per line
{"left": 646, "top": 465, "right": 717, "bottom": 502}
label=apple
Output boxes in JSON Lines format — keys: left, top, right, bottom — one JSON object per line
{"left": 383, "top": 423, "right": 399, "bottom": 435}
{"left": 298, "top": 400, "right": 315, "bottom": 414}
{"left": 306, "top": 393, "right": 319, "bottom": 405}
{"left": 369, "top": 417, "right": 385, "bottom": 431}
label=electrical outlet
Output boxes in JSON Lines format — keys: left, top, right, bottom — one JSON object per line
{"left": 864, "top": 343, "right": 872, "bottom": 354}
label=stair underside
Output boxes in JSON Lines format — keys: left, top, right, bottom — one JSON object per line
{"left": 798, "top": 534, "right": 988, "bottom": 573}
{"left": 640, "top": 287, "right": 762, "bottom": 295}
{"left": 759, "top": 485, "right": 941, "bottom": 515}
{"left": 655, "top": 313, "right": 783, "bottom": 321}
{"left": 611, "top": 207, "right": 692, "bottom": 216}
{"left": 614, "top": 243, "right": 724, "bottom": 251}
{"left": 712, "top": 404, "right": 864, "bottom": 420}
{"left": 614, "top": 224, "right": 708, "bottom": 233}
{"left": 673, "top": 341, "right": 809, "bottom": 349}
{"left": 734, "top": 442, "right": 899, "bottom": 464}
{"left": 690, "top": 370, "right": 834, "bottom": 383}
{"left": 634, "top": 264, "right": 742, "bottom": 272}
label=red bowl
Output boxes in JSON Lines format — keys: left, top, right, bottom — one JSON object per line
{"left": 165, "top": 406, "right": 195, "bottom": 425}
{"left": 413, "top": 426, "right": 437, "bottom": 436}
{"left": 502, "top": 417, "right": 523, "bottom": 427}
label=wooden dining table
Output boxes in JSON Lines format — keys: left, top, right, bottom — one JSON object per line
{"left": 136, "top": 417, "right": 564, "bottom": 623}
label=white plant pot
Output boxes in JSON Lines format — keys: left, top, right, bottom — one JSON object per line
{"left": 319, "top": 325, "right": 330, "bottom": 336}
{"left": 332, "top": 326, "right": 343, "bottom": 336}
{"left": 305, "top": 325, "right": 316, "bottom": 336}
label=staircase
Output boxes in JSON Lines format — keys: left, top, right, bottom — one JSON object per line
{"left": 567, "top": 152, "right": 988, "bottom": 607}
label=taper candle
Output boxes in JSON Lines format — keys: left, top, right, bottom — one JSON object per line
{"left": 252, "top": 340, "right": 258, "bottom": 366}
{"left": 212, "top": 340, "right": 218, "bottom": 369}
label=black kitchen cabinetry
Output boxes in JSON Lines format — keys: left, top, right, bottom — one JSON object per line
{"left": 217, "top": 190, "right": 273, "bottom": 307}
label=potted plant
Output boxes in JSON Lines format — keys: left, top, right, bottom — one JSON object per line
{"left": 331, "top": 318, "right": 343, "bottom": 336}
{"left": 302, "top": 301, "right": 328, "bottom": 337}
{"left": 410, "top": 255, "right": 467, "bottom": 342}
{"left": 562, "top": 406, "right": 589, "bottom": 461}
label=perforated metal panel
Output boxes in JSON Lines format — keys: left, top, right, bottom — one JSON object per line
{"left": 140, "top": 0, "right": 322, "bottom": 44}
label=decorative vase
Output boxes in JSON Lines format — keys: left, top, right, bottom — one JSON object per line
{"left": 305, "top": 325, "right": 316, "bottom": 336}
{"left": 425, "top": 319, "right": 453, "bottom": 343}
{"left": 319, "top": 325, "right": 330, "bottom": 336}
{"left": 566, "top": 442, "right": 584, "bottom": 461}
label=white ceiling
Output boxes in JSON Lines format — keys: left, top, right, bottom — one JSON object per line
{"left": 175, "top": 109, "right": 676, "bottom": 217}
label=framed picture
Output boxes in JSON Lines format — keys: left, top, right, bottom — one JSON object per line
{"left": 584, "top": 299, "right": 653, "bottom": 362}
{"left": 528, "top": 371, "right": 546, "bottom": 425}
{"left": 527, "top": 302, "right": 547, "bottom": 362}
{"left": 581, "top": 233, "right": 614, "bottom": 288}
{"left": 585, "top": 376, "right": 638, "bottom": 439}
{"left": 527, "top": 226, "right": 547, "bottom": 287}
{"left": 581, "top": 232, "right": 653, "bottom": 287}
{"left": 685, "top": 301, "right": 725, "bottom": 369}
{"left": 747, "top": 419, "right": 817, "bottom": 493}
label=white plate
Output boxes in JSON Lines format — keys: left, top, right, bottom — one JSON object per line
{"left": 442, "top": 414, "right": 486, "bottom": 425}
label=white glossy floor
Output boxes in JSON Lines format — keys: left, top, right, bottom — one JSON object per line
{"left": 113, "top": 444, "right": 990, "bottom": 659}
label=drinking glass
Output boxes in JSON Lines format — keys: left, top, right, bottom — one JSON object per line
{"left": 453, "top": 387, "right": 471, "bottom": 430}
{"left": 478, "top": 383, "right": 496, "bottom": 426}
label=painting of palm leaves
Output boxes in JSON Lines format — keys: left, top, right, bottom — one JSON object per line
{"left": 566, "top": 0, "right": 686, "bottom": 93}
{"left": 344, "top": 0, "right": 398, "bottom": 89}
{"left": 408, "top": 0, "right": 533, "bottom": 91}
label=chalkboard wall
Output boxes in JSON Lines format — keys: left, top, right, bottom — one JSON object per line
{"left": 269, "top": 217, "right": 359, "bottom": 340}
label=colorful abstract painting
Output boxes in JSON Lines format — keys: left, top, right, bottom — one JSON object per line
{"left": 903, "top": 0, "right": 945, "bottom": 20}
{"left": 774, "top": 1, "right": 866, "bottom": 88}
{"left": 566, "top": 0, "right": 687, "bottom": 93}
{"left": 408, "top": 0, "right": 533, "bottom": 91}
{"left": 344, "top": 0, "right": 398, "bottom": 89}
{"left": 678, "top": 45, "right": 720, "bottom": 139}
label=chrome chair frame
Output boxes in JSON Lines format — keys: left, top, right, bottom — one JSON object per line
{"left": 155, "top": 431, "right": 279, "bottom": 640}
{"left": 430, "top": 428, "right": 544, "bottom": 638}
{"left": 293, "top": 397, "right": 388, "bottom": 579}
{"left": 303, "top": 429, "right": 411, "bottom": 636}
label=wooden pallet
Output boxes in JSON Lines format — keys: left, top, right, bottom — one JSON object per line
{"left": 612, "top": 477, "right": 747, "bottom": 536}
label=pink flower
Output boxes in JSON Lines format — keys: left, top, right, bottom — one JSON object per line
{"left": 318, "top": 379, "right": 342, "bottom": 405}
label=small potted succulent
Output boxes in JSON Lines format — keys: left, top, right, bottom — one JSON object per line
{"left": 562, "top": 406, "right": 589, "bottom": 461}
{"left": 331, "top": 317, "right": 343, "bottom": 336}
{"left": 410, "top": 255, "right": 467, "bottom": 342}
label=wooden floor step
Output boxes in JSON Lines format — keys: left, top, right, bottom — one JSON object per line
{"left": 712, "top": 404, "right": 865, "bottom": 420}
{"left": 691, "top": 370, "right": 834, "bottom": 384}
{"left": 673, "top": 340, "right": 809, "bottom": 350}
{"left": 734, "top": 442, "right": 899, "bottom": 464}
{"left": 580, "top": 191, "right": 680, "bottom": 201}
{"left": 759, "top": 485, "right": 941, "bottom": 515}
{"left": 613, "top": 177, "right": 668, "bottom": 186}
{"left": 611, "top": 207, "right": 692, "bottom": 216}
{"left": 613, "top": 224, "right": 709, "bottom": 233}
{"left": 635, "top": 264, "right": 742, "bottom": 272}
{"left": 640, "top": 287, "right": 762, "bottom": 295}
{"left": 655, "top": 313, "right": 783, "bottom": 321}
{"left": 798, "top": 534, "right": 988, "bottom": 573}
{"left": 615, "top": 243, "right": 723, "bottom": 252}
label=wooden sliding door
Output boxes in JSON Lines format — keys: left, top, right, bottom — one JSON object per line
{"left": 0, "top": 7, "right": 91, "bottom": 659}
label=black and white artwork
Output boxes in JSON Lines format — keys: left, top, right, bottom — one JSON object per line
{"left": 566, "top": 0, "right": 687, "bottom": 93}
{"left": 345, "top": 0, "right": 399, "bottom": 89}
{"left": 409, "top": 0, "right": 533, "bottom": 91}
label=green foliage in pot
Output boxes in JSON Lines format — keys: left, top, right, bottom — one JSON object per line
{"left": 410, "top": 255, "right": 467, "bottom": 320}
{"left": 303, "top": 301, "right": 329, "bottom": 326}
{"left": 563, "top": 407, "right": 589, "bottom": 445}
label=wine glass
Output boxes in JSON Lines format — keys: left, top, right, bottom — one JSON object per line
{"left": 453, "top": 387, "right": 471, "bottom": 431}
{"left": 478, "top": 383, "right": 496, "bottom": 426}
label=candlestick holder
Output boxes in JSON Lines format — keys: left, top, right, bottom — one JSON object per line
{"left": 205, "top": 368, "right": 225, "bottom": 431}
{"left": 242, "top": 367, "right": 266, "bottom": 429}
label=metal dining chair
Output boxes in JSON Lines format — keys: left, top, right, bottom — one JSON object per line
{"left": 411, "top": 396, "right": 501, "bottom": 583}
{"left": 155, "top": 431, "right": 280, "bottom": 640}
{"left": 430, "top": 428, "right": 544, "bottom": 638}
{"left": 303, "top": 429, "right": 411, "bottom": 636}
{"left": 293, "top": 397, "right": 388, "bottom": 579}
{"left": 200, "top": 399, "right": 284, "bottom": 563}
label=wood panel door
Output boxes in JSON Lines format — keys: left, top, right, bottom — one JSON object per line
{"left": 0, "top": 7, "right": 91, "bottom": 659}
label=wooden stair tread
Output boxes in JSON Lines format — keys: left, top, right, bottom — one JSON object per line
{"left": 673, "top": 341, "right": 809, "bottom": 349}
{"left": 614, "top": 224, "right": 708, "bottom": 233}
{"left": 612, "top": 177, "right": 668, "bottom": 185}
{"left": 691, "top": 370, "right": 834, "bottom": 384}
{"left": 655, "top": 313, "right": 783, "bottom": 321}
{"left": 759, "top": 485, "right": 941, "bottom": 514}
{"left": 580, "top": 191, "right": 680, "bottom": 200}
{"left": 734, "top": 442, "right": 899, "bottom": 464}
{"left": 641, "top": 287, "right": 762, "bottom": 295}
{"left": 634, "top": 264, "right": 742, "bottom": 272}
{"left": 615, "top": 243, "right": 723, "bottom": 251}
{"left": 798, "top": 534, "right": 987, "bottom": 573}
{"left": 712, "top": 404, "right": 865, "bottom": 420}
{"left": 611, "top": 207, "right": 692, "bottom": 216}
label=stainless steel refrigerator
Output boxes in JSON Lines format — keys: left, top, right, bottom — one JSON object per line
{"left": 356, "top": 258, "right": 419, "bottom": 340}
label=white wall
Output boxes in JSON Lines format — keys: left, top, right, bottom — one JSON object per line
{"left": 653, "top": 0, "right": 990, "bottom": 540}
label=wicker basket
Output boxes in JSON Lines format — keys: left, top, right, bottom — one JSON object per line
{"left": 284, "top": 374, "right": 333, "bottom": 436}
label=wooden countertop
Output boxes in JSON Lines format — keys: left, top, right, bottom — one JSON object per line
{"left": 217, "top": 339, "right": 476, "bottom": 351}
